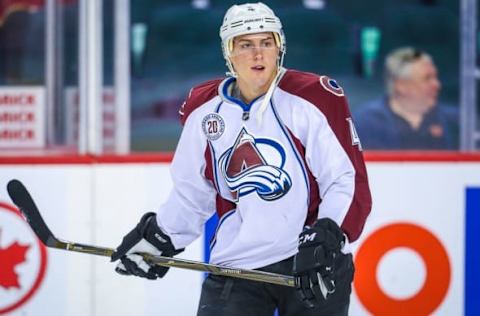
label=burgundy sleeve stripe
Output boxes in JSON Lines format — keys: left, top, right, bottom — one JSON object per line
{"left": 286, "top": 128, "right": 321, "bottom": 227}
{"left": 204, "top": 142, "right": 236, "bottom": 222}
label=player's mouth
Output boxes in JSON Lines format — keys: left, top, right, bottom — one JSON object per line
{"left": 251, "top": 65, "right": 265, "bottom": 72}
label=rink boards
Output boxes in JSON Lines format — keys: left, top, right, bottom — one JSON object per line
{"left": 0, "top": 154, "right": 478, "bottom": 316}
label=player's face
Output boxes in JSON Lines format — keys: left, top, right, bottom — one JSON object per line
{"left": 396, "top": 58, "right": 441, "bottom": 114}
{"left": 229, "top": 32, "right": 279, "bottom": 99}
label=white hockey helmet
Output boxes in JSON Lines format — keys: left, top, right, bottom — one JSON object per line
{"left": 219, "top": 2, "right": 286, "bottom": 76}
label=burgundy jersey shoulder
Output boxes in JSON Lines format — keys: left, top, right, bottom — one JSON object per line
{"left": 278, "top": 69, "right": 345, "bottom": 106}
{"left": 179, "top": 78, "right": 223, "bottom": 125}
{"left": 278, "top": 69, "right": 351, "bottom": 138}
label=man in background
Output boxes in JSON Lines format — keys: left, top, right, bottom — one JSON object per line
{"left": 354, "top": 47, "right": 459, "bottom": 150}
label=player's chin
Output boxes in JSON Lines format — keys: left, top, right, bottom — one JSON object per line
{"left": 249, "top": 68, "right": 266, "bottom": 77}
{"left": 250, "top": 69, "right": 274, "bottom": 82}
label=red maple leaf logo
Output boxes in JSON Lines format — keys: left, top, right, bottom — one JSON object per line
{"left": 0, "top": 233, "right": 30, "bottom": 289}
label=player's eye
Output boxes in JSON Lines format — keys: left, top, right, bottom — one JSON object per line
{"left": 262, "top": 41, "right": 273, "bottom": 48}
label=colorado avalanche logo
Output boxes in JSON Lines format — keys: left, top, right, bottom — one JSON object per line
{"left": 218, "top": 128, "right": 292, "bottom": 201}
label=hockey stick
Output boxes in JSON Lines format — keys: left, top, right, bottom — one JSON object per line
{"left": 6, "top": 179, "right": 295, "bottom": 287}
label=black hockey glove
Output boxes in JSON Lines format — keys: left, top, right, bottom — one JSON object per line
{"left": 111, "top": 212, "right": 183, "bottom": 280}
{"left": 293, "top": 218, "right": 345, "bottom": 308}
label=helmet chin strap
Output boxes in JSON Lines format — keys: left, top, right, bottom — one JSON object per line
{"left": 256, "top": 67, "right": 285, "bottom": 126}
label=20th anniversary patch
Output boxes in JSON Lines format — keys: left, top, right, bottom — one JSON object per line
{"left": 202, "top": 113, "right": 225, "bottom": 141}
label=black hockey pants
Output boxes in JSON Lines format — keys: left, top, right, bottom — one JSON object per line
{"left": 197, "top": 254, "right": 353, "bottom": 316}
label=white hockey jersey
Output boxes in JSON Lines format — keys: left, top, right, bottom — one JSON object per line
{"left": 156, "top": 69, "right": 372, "bottom": 269}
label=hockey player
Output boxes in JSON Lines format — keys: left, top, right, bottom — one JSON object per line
{"left": 111, "top": 2, "right": 371, "bottom": 315}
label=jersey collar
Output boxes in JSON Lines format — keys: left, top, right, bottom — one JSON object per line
{"left": 218, "top": 77, "right": 264, "bottom": 112}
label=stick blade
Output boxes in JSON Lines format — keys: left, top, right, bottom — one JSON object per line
{"left": 7, "top": 179, "right": 56, "bottom": 246}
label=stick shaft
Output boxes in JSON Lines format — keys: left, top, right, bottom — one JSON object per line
{"left": 6, "top": 179, "right": 295, "bottom": 287}
{"left": 48, "top": 238, "right": 294, "bottom": 286}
